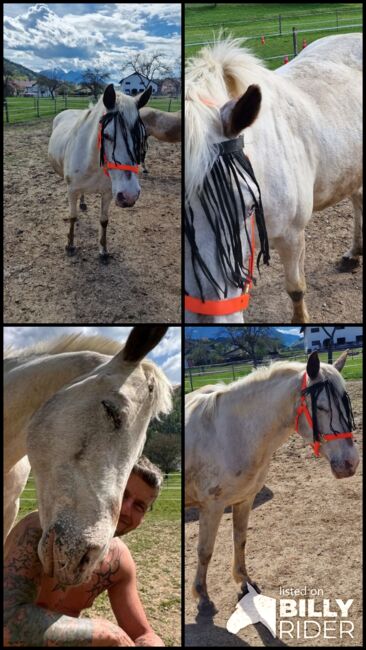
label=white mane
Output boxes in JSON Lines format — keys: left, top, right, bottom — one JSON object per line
{"left": 185, "top": 35, "right": 269, "bottom": 199}
{"left": 4, "top": 333, "right": 172, "bottom": 419}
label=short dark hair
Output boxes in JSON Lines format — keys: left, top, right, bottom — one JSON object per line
{"left": 132, "top": 455, "right": 164, "bottom": 493}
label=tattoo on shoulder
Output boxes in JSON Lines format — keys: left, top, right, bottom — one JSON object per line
{"left": 84, "top": 545, "right": 122, "bottom": 606}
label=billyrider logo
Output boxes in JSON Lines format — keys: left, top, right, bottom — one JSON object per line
{"left": 227, "top": 584, "right": 354, "bottom": 641}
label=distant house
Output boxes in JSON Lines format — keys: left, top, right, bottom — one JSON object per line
{"left": 119, "top": 73, "right": 158, "bottom": 96}
{"left": 301, "top": 326, "right": 363, "bottom": 353}
{"left": 159, "top": 77, "right": 181, "bottom": 96}
{"left": 20, "top": 81, "right": 52, "bottom": 97}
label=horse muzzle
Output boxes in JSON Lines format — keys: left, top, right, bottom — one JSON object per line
{"left": 115, "top": 191, "right": 140, "bottom": 208}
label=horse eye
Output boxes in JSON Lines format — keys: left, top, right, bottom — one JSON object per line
{"left": 103, "top": 133, "right": 111, "bottom": 141}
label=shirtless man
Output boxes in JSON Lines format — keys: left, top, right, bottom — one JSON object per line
{"left": 4, "top": 456, "right": 165, "bottom": 647}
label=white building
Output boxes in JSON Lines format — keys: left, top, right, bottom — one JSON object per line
{"left": 302, "top": 326, "right": 363, "bottom": 353}
{"left": 23, "top": 82, "right": 52, "bottom": 97}
{"left": 119, "top": 73, "right": 158, "bottom": 96}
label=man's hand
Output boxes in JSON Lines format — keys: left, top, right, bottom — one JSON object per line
{"left": 134, "top": 631, "right": 165, "bottom": 646}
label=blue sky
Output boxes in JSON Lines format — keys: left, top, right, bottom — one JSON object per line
{"left": 4, "top": 3, "right": 181, "bottom": 82}
{"left": 4, "top": 326, "right": 181, "bottom": 385}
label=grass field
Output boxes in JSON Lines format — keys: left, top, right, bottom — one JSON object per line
{"left": 185, "top": 350, "right": 363, "bottom": 392}
{"left": 185, "top": 3, "right": 362, "bottom": 67}
{"left": 4, "top": 95, "right": 181, "bottom": 125}
{"left": 17, "top": 472, "right": 181, "bottom": 522}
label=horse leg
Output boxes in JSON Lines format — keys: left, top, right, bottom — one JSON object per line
{"left": 79, "top": 194, "right": 87, "bottom": 212}
{"left": 232, "top": 498, "right": 260, "bottom": 598}
{"left": 65, "top": 189, "right": 79, "bottom": 255}
{"left": 339, "top": 188, "right": 363, "bottom": 270}
{"left": 99, "top": 192, "right": 113, "bottom": 264}
{"left": 193, "top": 503, "right": 224, "bottom": 615}
{"left": 275, "top": 231, "right": 309, "bottom": 323}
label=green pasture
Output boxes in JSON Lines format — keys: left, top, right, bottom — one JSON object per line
{"left": 4, "top": 95, "right": 181, "bottom": 125}
{"left": 185, "top": 3, "right": 362, "bottom": 67}
{"left": 17, "top": 472, "right": 181, "bottom": 522}
{"left": 185, "top": 350, "right": 363, "bottom": 392}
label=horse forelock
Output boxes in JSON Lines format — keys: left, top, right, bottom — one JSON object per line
{"left": 185, "top": 35, "right": 267, "bottom": 200}
{"left": 142, "top": 360, "right": 173, "bottom": 419}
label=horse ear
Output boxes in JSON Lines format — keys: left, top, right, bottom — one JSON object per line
{"left": 103, "top": 84, "right": 116, "bottom": 110}
{"left": 121, "top": 326, "right": 168, "bottom": 362}
{"left": 136, "top": 86, "right": 152, "bottom": 109}
{"left": 220, "top": 84, "right": 261, "bottom": 138}
{"left": 333, "top": 349, "right": 348, "bottom": 373}
{"left": 307, "top": 351, "right": 320, "bottom": 379}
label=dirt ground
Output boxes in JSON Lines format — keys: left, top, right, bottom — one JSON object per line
{"left": 246, "top": 200, "right": 363, "bottom": 323}
{"left": 185, "top": 380, "right": 362, "bottom": 647}
{"left": 4, "top": 119, "right": 181, "bottom": 323}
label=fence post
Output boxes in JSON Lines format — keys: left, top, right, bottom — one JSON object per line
{"left": 336, "top": 9, "right": 339, "bottom": 31}
{"left": 36, "top": 95, "right": 40, "bottom": 118}
{"left": 279, "top": 14, "right": 282, "bottom": 35}
{"left": 4, "top": 100, "right": 9, "bottom": 124}
{"left": 292, "top": 27, "right": 298, "bottom": 57}
{"left": 168, "top": 97, "right": 172, "bottom": 112}
{"left": 232, "top": 364, "right": 236, "bottom": 381}
{"left": 188, "top": 367, "right": 193, "bottom": 392}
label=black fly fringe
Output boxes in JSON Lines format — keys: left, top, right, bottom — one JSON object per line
{"left": 185, "top": 137, "right": 270, "bottom": 302}
{"left": 302, "top": 380, "right": 355, "bottom": 442}
{"left": 99, "top": 110, "right": 147, "bottom": 168}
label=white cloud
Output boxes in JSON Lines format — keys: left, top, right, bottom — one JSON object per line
{"left": 4, "top": 325, "right": 181, "bottom": 383}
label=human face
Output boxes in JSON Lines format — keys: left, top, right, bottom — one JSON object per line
{"left": 115, "top": 474, "right": 158, "bottom": 536}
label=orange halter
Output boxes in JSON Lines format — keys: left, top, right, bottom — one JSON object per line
{"left": 97, "top": 120, "right": 139, "bottom": 177}
{"left": 295, "top": 372, "right": 354, "bottom": 457}
{"left": 184, "top": 210, "right": 256, "bottom": 315}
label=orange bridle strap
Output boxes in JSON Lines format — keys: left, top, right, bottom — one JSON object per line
{"left": 185, "top": 211, "right": 255, "bottom": 316}
{"left": 295, "top": 372, "right": 353, "bottom": 457}
{"left": 97, "top": 121, "right": 139, "bottom": 176}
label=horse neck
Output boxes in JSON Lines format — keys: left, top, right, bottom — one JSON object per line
{"left": 227, "top": 367, "right": 303, "bottom": 457}
{"left": 4, "top": 351, "right": 110, "bottom": 470}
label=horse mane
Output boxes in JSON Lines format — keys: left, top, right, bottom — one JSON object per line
{"left": 4, "top": 334, "right": 123, "bottom": 359}
{"left": 4, "top": 333, "right": 172, "bottom": 419}
{"left": 185, "top": 34, "right": 269, "bottom": 199}
{"left": 189, "top": 358, "right": 346, "bottom": 420}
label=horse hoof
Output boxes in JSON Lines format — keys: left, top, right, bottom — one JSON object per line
{"left": 80, "top": 203, "right": 87, "bottom": 212}
{"left": 198, "top": 599, "right": 217, "bottom": 616}
{"left": 65, "top": 245, "right": 76, "bottom": 256}
{"left": 239, "top": 581, "right": 261, "bottom": 600}
{"left": 99, "top": 253, "right": 113, "bottom": 265}
{"left": 338, "top": 256, "right": 360, "bottom": 272}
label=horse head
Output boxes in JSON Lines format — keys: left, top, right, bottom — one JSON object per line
{"left": 27, "top": 326, "right": 172, "bottom": 585}
{"left": 100, "top": 83, "right": 152, "bottom": 207}
{"left": 297, "top": 350, "right": 359, "bottom": 478}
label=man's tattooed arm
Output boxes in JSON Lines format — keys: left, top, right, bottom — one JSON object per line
{"left": 4, "top": 521, "right": 135, "bottom": 647}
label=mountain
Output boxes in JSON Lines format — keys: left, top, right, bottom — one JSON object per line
{"left": 38, "top": 67, "right": 85, "bottom": 83}
{"left": 185, "top": 326, "right": 302, "bottom": 347}
{"left": 4, "top": 57, "right": 38, "bottom": 80}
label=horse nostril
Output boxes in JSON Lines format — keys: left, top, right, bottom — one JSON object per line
{"left": 117, "top": 192, "right": 125, "bottom": 202}
{"left": 79, "top": 552, "right": 90, "bottom": 568}
{"left": 344, "top": 460, "right": 352, "bottom": 470}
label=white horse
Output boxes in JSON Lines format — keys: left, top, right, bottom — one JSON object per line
{"left": 48, "top": 84, "right": 151, "bottom": 262}
{"left": 185, "top": 34, "right": 362, "bottom": 323}
{"left": 139, "top": 107, "right": 181, "bottom": 173}
{"left": 185, "top": 351, "right": 359, "bottom": 614}
{"left": 4, "top": 327, "right": 172, "bottom": 586}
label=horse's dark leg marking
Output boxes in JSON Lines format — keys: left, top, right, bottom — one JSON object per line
{"left": 79, "top": 194, "right": 87, "bottom": 212}
{"left": 65, "top": 218, "right": 77, "bottom": 255}
{"left": 193, "top": 504, "right": 223, "bottom": 614}
{"left": 232, "top": 498, "right": 259, "bottom": 597}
